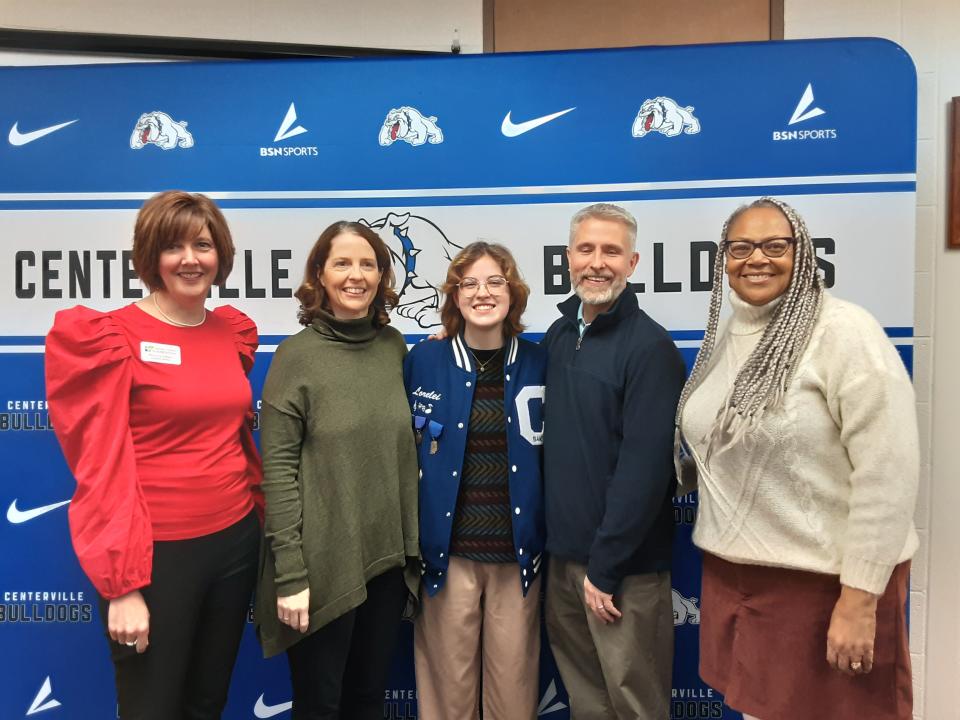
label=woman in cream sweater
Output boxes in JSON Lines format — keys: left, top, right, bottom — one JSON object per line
{"left": 676, "top": 197, "right": 917, "bottom": 720}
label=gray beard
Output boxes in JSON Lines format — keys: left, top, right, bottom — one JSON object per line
{"left": 572, "top": 275, "right": 627, "bottom": 306}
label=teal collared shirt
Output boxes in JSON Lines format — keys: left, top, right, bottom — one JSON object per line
{"left": 577, "top": 301, "right": 591, "bottom": 338}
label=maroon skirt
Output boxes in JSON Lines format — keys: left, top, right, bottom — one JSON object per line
{"left": 699, "top": 554, "right": 912, "bottom": 720}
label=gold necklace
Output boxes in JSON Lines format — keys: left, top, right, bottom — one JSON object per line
{"left": 153, "top": 293, "right": 206, "bottom": 327}
{"left": 468, "top": 346, "right": 502, "bottom": 373}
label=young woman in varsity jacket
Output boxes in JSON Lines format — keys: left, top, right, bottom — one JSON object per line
{"left": 403, "top": 242, "right": 546, "bottom": 720}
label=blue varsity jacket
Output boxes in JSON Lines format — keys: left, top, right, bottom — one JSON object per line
{"left": 403, "top": 333, "right": 546, "bottom": 597}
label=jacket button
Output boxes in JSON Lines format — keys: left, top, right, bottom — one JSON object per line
{"left": 524, "top": 581, "right": 529, "bottom": 588}
{"left": 440, "top": 552, "right": 444, "bottom": 558}
{"left": 446, "top": 511, "right": 451, "bottom": 517}
{"left": 419, "top": 470, "right": 423, "bottom": 479}
{"left": 519, "top": 548, "right": 523, "bottom": 555}
{"left": 452, "top": 471, "right": 457, "bottom": 477}
{"left": 465, "top": 381, "right": 471, "bottom": 387}
{"left": 458, "top": 422, "right": 464, "bottom": 429}
{"left": 512, "top": 465, "right": 517, "bottom": 472}
{"left": 523, "top": 569, "right": 527, "bottom": 576}
{"left": 507, "top": 417, "right": 512, "bottom": 423}
{"left": 433, "top": 584, "right": 438, "bottom": 589}
{"left": 514, "top": 507, "right": 520, "bottom": 515}
{"left": 506, "top": 374, "right": 511, "bottom": 381}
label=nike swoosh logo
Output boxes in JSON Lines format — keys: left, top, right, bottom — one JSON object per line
{"left": 8, "top": 119, "right": 78, "bottom": 146}
{"left": 7, "top": 499, "right": 71, "bottom": 524}
{"left": 254, "top": 694, "right": 292, "bottom": 718}
{"left": 501, "top": 107, "right": 575, "bottom": 137}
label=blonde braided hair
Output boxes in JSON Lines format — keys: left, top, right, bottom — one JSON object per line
{"left": 675, "top": 197, "right": 824, "bottom": 461}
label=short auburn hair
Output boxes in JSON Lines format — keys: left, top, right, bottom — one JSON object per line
{"left": 295, "top": 221, "right": 398, "bottom": 328}
{"left": 132, "top": 191, "right": 235, "bottom": 292}
{"left": 440, "top": 242, "right": 529, "bottom": 339}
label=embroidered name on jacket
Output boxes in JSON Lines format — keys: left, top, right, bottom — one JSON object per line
{"left": 412, "top": 386, "right": 443, "bottom": 400}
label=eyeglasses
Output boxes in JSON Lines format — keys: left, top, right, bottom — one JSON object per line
{"left": 722, "top": 237, "right": 795, "bottom": 260}
{"left": 457, "top": 275, "right": 509, "bottom": 296}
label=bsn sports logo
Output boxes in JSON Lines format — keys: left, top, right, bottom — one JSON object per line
{"left": 130, "top": 111, "right": 194, "bottom": 150}
{"left": 773, "top": 84, "right": 837, "bottom": 141}
{"left": 631, "top": 97, "right": 700, "bottom": 138}
{"left": 379, "top": 107, "right": 444, "bottom": 147}
{"left": 358, "top": 212, "right": 461, "bottom": 328}
{"left": 260, "top": 102, "right": 318, "bottom": 158}
{"left": 26, "top": 676, "right": 61, "bottom": 715}
{"left": 672, "top": 589, "right": 701, "bottom": 626}
{"left": 538, "top": 678, "right": 567, "bottom": 716}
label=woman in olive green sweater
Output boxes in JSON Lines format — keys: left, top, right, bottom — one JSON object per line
{"left": 255, "top": 221, "right": 419, "bottom": 720}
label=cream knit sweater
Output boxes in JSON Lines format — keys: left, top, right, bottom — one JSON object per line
{"left": 681, "top": 291, "right": 918, "bottom": 594}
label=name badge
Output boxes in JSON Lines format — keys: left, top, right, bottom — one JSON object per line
{"left": 140, "top": 341, "right": 181, "bottom": 365}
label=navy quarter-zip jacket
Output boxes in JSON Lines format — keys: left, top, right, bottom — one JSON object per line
{"left": 543, "top": 289, "right": 685, "bottom": 594}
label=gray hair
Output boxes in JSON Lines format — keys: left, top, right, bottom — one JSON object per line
{"left": 569, "top": 203, "right": 638, "bottom": 251}
{"left": 675, "top": 197, "right": 824, "bottom": 460}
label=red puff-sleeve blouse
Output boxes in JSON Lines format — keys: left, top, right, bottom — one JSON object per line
{"left": 45, "top": 303, "right": 264, "bottom": 600}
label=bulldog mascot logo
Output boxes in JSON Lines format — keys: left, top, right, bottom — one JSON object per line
{"left": 358, "top": 212, "right": 461, "bottom": 328}
{"left": 130, "top": 111, "right": 195, "bottom": 150}
{"left": 378, "top": 107, "right": 444, "bottom": 147}
{"left": 672, "top": 590, "right": 701, "bottom": 626}
{"left": 631, "top": 97, "right": 700, "bottom": 138}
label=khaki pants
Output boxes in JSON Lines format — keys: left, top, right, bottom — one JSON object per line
{"left": 414, "top": 556, "right": 540, "bottom": 720}
{"left": 545, "top": 557, "right": 673, "bottom": 720}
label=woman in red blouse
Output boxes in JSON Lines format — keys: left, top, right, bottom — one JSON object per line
{"left": 45, "top": 191, "right": 263, "bottom": 719}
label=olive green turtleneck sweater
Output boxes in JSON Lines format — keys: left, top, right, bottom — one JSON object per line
{"left": 255, "top": 309, "right": 419, "bottom": 658}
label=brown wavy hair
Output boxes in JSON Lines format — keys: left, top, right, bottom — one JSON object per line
{"left": 132, "top": 190, "right": 235, "bottom": 291}
{"left": 440, "top": 242, "right": 529, "bottom": 339}
{"left": 295, "top": 221, "right": 398, "bottom": 328}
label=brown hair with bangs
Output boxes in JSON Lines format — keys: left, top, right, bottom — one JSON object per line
{"left": 440, "top": 242, "right": 529, "bottom": 339}
{"left": 295, "top": 221, "right": 398, "bottom": 328}
{"left": 132, "top": 190, "right": 235, "bottom": 292}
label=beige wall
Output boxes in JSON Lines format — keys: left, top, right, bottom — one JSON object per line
{"left": 0, "top": 0, "right": 483, "bottom": 54}
{"left": 489, "top": 0, "right": 771, "bottom": 52}
{"left": 0, "top": 0, "right": 773, "bottom": 56}
{"left": 786, "top": 1, "right": 960, "bottom": 718}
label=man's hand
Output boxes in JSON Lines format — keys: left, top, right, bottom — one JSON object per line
{"left": 278, "top": 588, "right": 310, "bottom": 633}
{"left": 584, "top": 575, "right": 622, "bottom": 624}
{"left": 108, "top": 590, "right": 150, "bottom": 653}
{"left": 826, "top": 585, "right": 878, "bottom": 675}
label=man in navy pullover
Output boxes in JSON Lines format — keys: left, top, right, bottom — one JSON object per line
{"left": 543, "top": 203, "right": 685, "bottom": 720}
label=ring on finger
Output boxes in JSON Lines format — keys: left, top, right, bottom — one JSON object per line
{"left": 850, "top": 660, "right": 863, "bottom": 671}
{"left": 124, "top": 640, "right": 137, "bottom": 647}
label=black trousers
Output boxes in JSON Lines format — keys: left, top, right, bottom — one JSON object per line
{"left": 98, "top": 511, "right": 260, "bottom": 720}
{"left": 286, "top": 567, "right": 407, "bottom": 720}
